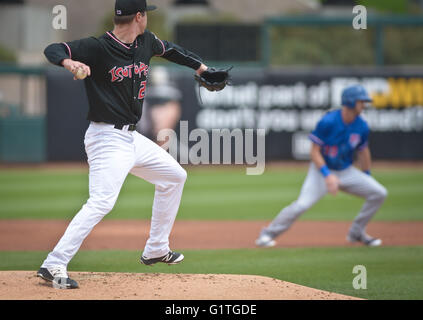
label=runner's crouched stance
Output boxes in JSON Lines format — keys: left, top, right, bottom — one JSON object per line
{"left": 256, "top": 85, "right": 387, "bottom": 249}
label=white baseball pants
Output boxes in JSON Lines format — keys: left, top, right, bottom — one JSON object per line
{"left": 261, "top": 162, "right": 388, "bottom": 239}
{"left": 42, "top": 122, "right": 187, "bottom": 268}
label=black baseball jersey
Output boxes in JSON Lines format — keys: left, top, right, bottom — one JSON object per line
{"left": 44, "top": 30, "right": 202, "bottom": 125}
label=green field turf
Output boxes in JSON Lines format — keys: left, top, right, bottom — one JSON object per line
{"left": 0, "top": 166, "right": 422, "bottom": 221}
{"left": 1, "top": 247, "right": 422, "bottom": 300}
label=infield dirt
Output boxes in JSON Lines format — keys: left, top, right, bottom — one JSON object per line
{"left": 0, "top": 220, "right": 422, "bottom": 250}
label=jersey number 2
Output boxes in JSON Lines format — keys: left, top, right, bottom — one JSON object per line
{"left": 138, "top": 81, "right": 147, "bottom": 99}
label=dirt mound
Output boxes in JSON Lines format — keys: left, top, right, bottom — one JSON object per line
{"left": 0, "top": 271, "right": 360, "bottom": 300}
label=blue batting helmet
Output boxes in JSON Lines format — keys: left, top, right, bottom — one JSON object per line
{"left": 341, "top": 85, "right": 372, "bottom": 108}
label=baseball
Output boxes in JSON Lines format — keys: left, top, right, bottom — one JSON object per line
{"left": 75, "top": 67, "right": 87, "bottom": 80}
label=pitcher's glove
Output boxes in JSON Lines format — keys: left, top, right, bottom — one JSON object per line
{"left": 194, "top": 66, "right": 232, "bottom": 92}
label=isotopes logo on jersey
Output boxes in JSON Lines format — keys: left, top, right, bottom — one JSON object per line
{"left": 108, "top": 62, "right": 149, "bottom": 82}
{"left": 109, "top": 62, "right": 149, "bottom": 99}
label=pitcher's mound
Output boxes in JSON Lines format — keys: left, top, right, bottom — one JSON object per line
{"left": 0, "top": 271, "right": 360, "bottom": 300}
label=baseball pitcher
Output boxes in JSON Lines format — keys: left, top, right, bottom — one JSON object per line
{"left": 37, "top": 0, "right": 230, "bottom": 289}
{"left": 256, "top": 85, "right": 388, "bottom": 248}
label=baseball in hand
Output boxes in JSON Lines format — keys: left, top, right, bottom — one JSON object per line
{"left": 75, "top": 67, "right": 88, "bottom": 80}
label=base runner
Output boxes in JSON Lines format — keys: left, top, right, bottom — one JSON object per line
{"left": 256, "top": 85, "right": 388, "bottom": 248}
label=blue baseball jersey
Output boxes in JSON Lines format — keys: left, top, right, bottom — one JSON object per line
{"left": 308, "top": 109, "right": 369, "bottom": 170}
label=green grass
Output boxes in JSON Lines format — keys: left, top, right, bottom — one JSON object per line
{"left": 1, "top": 247, "right": 422, "bottom": 300}
{"left": 1, "top": 166, "right": 421, "bottom": 301}
{"left": 0, "top": 166, "right": 422, "bottom": 221}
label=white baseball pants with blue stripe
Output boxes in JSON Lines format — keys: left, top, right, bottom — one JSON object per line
{"left": 42, "top": 122, "right": 187, "bottom": 268}
{"left": 260, "top": 162, "right": 388, "bottom": 239}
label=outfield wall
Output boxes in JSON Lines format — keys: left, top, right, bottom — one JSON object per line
{"left": 45, "top": 66, "right": 423, "bottom": 162}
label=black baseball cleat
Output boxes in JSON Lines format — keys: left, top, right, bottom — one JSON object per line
{"left": 37, "top": 267, "right": 79, "bottom": 289}
{"left": 140, "top": 251, "right": 184, "bottom": 266}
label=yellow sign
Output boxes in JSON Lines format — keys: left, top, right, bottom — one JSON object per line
{"left": 372, "top": 78, "right": 423, "bottom": 109}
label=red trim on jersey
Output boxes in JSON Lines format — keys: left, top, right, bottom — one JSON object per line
{"left": 155, "top": 39, "right": 166, "bottom": 57}
{"left": 62, "top": 42, "right": 72, "bottom": 59}
{"left": 106, "top": 32, "right": 131, "bottom": 50}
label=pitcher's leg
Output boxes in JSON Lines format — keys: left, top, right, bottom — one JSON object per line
{"left": 261, "top": 163, "right": 327, "bottom": 239}
{"left": 130, "top": 132, "right": 187, "bottom": 259}
{"left": 339, "top": 167, "right": 388, "bottom": 237}
{"left": 42, "top": 130, "right": 135, "bottom": 268}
